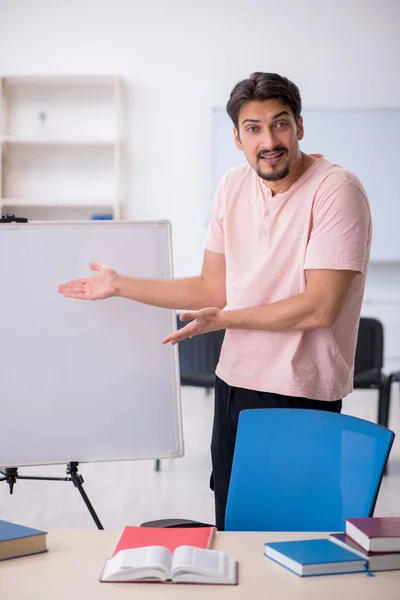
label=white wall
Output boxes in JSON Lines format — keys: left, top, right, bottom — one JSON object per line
{"left": 0, "top": 0, "right": 399, "bottom": 276}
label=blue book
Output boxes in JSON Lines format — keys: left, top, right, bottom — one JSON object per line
{"left": 264, "top": 538, "right": 367, "bottom": 577}
{"left": 0, "top": 519, "right": 47, "bottom": 561}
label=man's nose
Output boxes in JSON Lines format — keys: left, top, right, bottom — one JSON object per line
{"left": 258, "top": 128, "right": 278, "bottom": 151}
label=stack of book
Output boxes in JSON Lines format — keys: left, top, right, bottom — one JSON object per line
{"left": 263, "top": 518, "right": 400, "bottom": 577}
{"left": 329, "top": 517, "right": 400, "bottom": 572}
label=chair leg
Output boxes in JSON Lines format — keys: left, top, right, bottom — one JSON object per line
{"left": 378, "top": 381, "right": 391, "bottom": 429}
{"left": 154, "top": 459, "right": 161, "bottom": 472}
{"left": 380, "top": 378, "right": 393, "bottom": 476}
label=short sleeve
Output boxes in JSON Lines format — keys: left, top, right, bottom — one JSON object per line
{"left": 304, "top": 181, "right": 371, "bottom": 273}
{"left": 204, "top": 179, "right": 225, "bottom": 254}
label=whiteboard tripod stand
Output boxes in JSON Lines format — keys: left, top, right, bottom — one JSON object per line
{"left": 0, "top": 462, "right": 104, "bottom": 529}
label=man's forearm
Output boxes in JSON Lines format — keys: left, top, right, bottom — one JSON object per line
{"left": 222, "top": 292, "right": 333, "bottom": 332}
{"left": 114, "top": 274, "right": 224, "bottom": 311}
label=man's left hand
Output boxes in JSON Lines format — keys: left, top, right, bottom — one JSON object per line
{"left": 162, "top": 308, "right": 225, "bottom": 345}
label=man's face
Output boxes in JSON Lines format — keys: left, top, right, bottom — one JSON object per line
{"left": 234, "top": 99, "right": 304, "bottom": 184}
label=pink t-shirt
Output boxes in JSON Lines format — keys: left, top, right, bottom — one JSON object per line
{"left": 205, "top": 156, "right": 372, "bottom": 401}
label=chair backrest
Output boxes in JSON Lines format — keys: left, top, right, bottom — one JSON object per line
{"left": 176, "top": 314, "right": 224, "bottom": 386}
{"left": 225, "top": 408, "right": 394, "bottom": 532}
{"left": 354, "top": 317, "right": 384, "bottom": 375}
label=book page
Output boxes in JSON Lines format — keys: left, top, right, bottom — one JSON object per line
{"left": 171, "top": 546, "right": 236, "bottom": 583}
{"left": 120, "top": 546, "right": 172, "bottom": 570}
{"left": 101, "top": 546, "right": 172, "bottom": 582}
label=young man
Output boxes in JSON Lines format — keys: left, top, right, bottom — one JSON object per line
{"left": 58, "top": 72, "right": 372, "bottom": 530}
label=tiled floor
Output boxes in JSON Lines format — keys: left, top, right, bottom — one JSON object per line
{"left": 0, "top": 386, "right": 399, "bottom": 530}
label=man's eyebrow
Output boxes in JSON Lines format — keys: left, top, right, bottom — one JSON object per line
{"left": 271, "top": 110, "right": 291, "bottom": 120}
{"left": 241, "top": 118, "right": 261, "bottom": 125}
{"left": 241, "top": 111, "right": 291, "bottom": 126}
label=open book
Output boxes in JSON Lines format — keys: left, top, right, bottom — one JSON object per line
{"left": 100, "top": 545, "right": 238, "bottom": 585}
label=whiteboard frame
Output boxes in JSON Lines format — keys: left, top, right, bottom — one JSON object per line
{"left": 0, "top": 220, "right": 184, "bottom": 467}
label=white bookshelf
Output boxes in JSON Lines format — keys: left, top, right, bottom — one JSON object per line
{"left": 0, "top": 75, "right": 123, "bottom": 220}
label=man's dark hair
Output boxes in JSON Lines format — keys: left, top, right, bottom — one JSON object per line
{"left": 226, "top": 72, "right": 302, "bottom": 130}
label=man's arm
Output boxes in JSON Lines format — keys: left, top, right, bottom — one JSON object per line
{"left": 162, "top": 269, "right": 358, "bottom": 344}
{"left": 115, "top": 248, "right": 226, "bottom": 309}
{"left": 58, "top": 249, "right": 227, "bottom": 311}
{"left": 223, "top": 269, "right": 357, "bottom": 331}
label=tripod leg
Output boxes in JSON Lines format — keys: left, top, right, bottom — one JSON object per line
{"left": 66, "top": 463, "right": 104, "bottom": 530}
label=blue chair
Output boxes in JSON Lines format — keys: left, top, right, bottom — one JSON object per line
{"left": 225, "top": 409, "right": 394, "bottom": 532}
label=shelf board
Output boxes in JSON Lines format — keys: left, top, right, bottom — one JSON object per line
{"left": 1, "top": 136, "right": 119, "bottom": 147}
{"left": 1, "top": 200, "right": 114, "bottom": 208}
{"left": 2, "top": 75, "right": 120, "bottom": 85}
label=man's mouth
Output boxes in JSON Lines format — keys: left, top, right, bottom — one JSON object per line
{"left": 258, "top": 150, "right": 285, "bottom": 165}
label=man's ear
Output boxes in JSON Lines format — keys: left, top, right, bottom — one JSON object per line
{"left": 233, "top": 127, "right": 243, "bottom": 151}
{"left": 297, "top": 116, "right": 304, "bottom": 141}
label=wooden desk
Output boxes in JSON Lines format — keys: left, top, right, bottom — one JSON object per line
{"left": 0, "top": 530, "right": 399, "bottom": 599}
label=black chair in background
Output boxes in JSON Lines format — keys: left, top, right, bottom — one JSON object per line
{"left": 353, "top": 317, "right": 391, "bottom": 429}
{"left": 154, "top": 315, "right": 225, "bottom": 471}
{"left": 176, "top": 314, "right": 225, "bottom": 392}
{"left": 390, "top": 371, "right": 400, "bottom": 385}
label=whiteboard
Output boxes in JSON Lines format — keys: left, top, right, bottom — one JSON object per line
{"left": 0, "top": 221, "right": 183, "bottom": 467}
{"left": 211, "top": 107, "right": 400, "bottom": 262}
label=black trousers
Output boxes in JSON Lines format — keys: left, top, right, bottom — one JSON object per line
{"left": 210, "top": 376, "right": 342, "bottom": 530}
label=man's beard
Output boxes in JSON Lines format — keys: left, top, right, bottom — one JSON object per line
{"left": 256, "top": 163, "right": 290, "bottom": 182}
{"left": 255, "top": 146, "right": 290, "bottom": 182}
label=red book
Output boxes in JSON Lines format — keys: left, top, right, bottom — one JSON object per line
{"left": 346, "top": 517, "right": 400, "bottom": 552}
{"left": 101, "top": 529, "right": 237, "bottom": 585}
{"left": 112, "top": 526, "right": 216, "bottom": 556}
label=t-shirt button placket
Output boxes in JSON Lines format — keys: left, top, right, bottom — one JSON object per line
{"left": 263, "top": 209, "right": 270, "bottom": 244}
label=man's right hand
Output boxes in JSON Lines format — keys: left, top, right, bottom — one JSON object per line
{"left": 58, "top": 262, "right": 118, "bottom": 300}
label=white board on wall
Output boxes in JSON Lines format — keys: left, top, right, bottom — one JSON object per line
{"left": 211, "top": 107, "right": 400, "bottom": 262}
{"left": 0, "top": 221, "right": 183, "bottom": 467}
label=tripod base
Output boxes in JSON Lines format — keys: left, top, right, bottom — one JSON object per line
{"left": 0, "top": 462, "right": 104, "bottom": 529}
